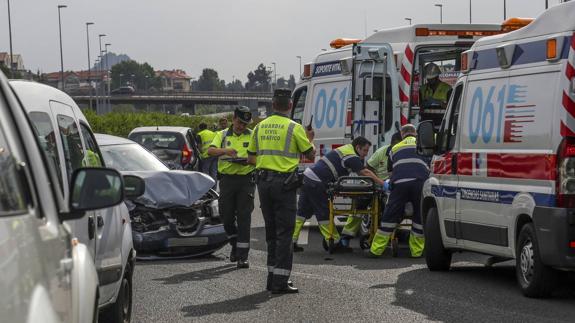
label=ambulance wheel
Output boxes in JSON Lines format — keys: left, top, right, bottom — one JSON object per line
{"left": 328, "top": 239, "right": 335, "bottom": 254}
{"left": 516, "top": 223, "right": 556, "bottom": 298}
{"left": 359, "top": 236, "right": 370, "bottom": 250}
{"left": 424, "top": 207, "right": 452, "bottom": 271}
{"left": 322, "top": 239, "right": 329, "bottom": 251}
{"left": 391, "top": 238, "right": 399, "bottom": 257}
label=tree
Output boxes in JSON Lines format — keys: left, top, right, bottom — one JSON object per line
{"left": 276, "top": 77, "right": 288, "bottom": 89}
{"left": 288, "top": 75, "right": 296, "bottom": 90}
{"left": 226, "top": 79, "right": 244, "bottom": 91}
{"left": 196, "top": 68, "right": 224, "bottom": 91}
{"left": 110, "top": 60, "right": 158, "bottom": 90}
{"left": 245, "top": 64, "right": 271, "bottom": 92}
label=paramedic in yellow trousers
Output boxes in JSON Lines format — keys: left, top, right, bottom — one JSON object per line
{"left": 247, "top": 88, "right": 316, "bottom": 294}
{"left": 369, "top": 124, "right": 429, "bottom": 258}
{"left": 208, "top": 106, "right": 254, "bottom": 269}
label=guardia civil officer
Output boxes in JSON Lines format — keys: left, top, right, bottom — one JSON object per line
{"left": 197, "top": 123, "right": 217, "bottom": 181}
{"left": 208, "top": 106, "right": 254, "bottom": 269}
{"left": 247, "top": 88, "right": 315, "bottom": 294}
{"left": 368, "top": 124, "right": 429, "bottom": 258}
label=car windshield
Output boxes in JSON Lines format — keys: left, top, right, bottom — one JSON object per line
{"left": 100, "top": 143, "right": 169, "bottom": 171}
{"left": 129, "top": 132, "right": 184, "bottom": 151}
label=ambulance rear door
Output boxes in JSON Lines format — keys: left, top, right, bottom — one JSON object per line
{"left": 351, "top": 43, "right": 400, "bottom": 155}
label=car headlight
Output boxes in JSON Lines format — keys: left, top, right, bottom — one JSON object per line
{"left": 210, "top": 200, "right": 219, "bottom": 218}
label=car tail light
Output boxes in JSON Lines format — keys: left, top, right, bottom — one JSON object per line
{"left": 181, "top": 143, "right": 192, "bottom": 165}
{"left": 556, "top": 137, "right": 575, "bottom": 208}
{"left": 570, "top": 241, "right": 575, "bottom": 249}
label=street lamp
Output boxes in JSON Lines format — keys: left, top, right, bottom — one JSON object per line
{"left": 469, "top": 0, "right": 472, "bottom": 23}
{"left": 296, "top": 55, "right": 302, "bottom": 78}
{"left": 86, "top": 22, "right": 94, "bottom": 109}
{"left": 404, "top": 17, "right": 412, "bottom": 25}
{"left": 434, "top": 4, "right": 443, "bottom": 24}
{"left": 58, "top": 5, "right": 67, "bottom": 90}
{"left": 97, "top": 34, "right": 105, "bottom": 113}
{"left": 504, "top": 0, "right": 507, "bottom": 19}
{"left": 119, "top": 73, "right": 123, "bottom": 86}
{"left": 105, "top": 43, "right": 111, "bottom": 113}
{"left": 7, "top": 0, "right": 14, "bottom": 77}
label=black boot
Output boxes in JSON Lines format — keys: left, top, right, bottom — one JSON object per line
{"left": 237, "top": 259, "right": 249, "bottom": 269}
{"left": 271, "top": 284, "right": 299, "bottom": 294}
{"left": 293, "top": 242, "right": 304, "bottom": 252}
{"left": 266, "top": 273, "right": 293, "bottom": 291}
{"left": 229, "top": 246, "right": 237, "bottom": 262}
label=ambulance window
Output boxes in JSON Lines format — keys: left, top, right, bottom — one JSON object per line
{"left": 292, "top": 87, "right": 307, "bottom": 123}
{"left": 373, "top": 76, "right": 393, "bottom": 132}
{"left": 437, "top": 83, "right": 463, "bottom": 153}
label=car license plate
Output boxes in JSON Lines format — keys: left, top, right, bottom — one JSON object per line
{"left": 167, "top": 237, "right": 209, "bottom": 247}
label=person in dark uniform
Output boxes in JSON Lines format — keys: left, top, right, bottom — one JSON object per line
{"left": 247, "top": 88, "right": 315, "bottom": 294}
{"left": 208, "top": 106, "right": 254, "bottom": 268}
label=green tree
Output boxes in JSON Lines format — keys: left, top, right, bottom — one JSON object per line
{"left": 110, "top": 60, "right": 159, "bottom": 90}
{"left": 197, "top": 68, "right": 225, "bottom": 91}
{"left": 226, "top": 79, "right": 244, "bottom": 91}
{"left": 245, "top": 64, "right": 271, "bottom": 92}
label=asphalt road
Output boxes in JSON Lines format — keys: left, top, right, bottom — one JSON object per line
{"left": 132, "top": 195, "right": 575, "bottom": 323}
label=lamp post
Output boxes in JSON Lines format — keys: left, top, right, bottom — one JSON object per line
{"left": 296, "top": 55, "right": 302, "bottom": 78}
{"left": 404, "top": 17, "right": 412, "bottom": 25}
{"left": 86, "top": 22, "right": 94, "bottom": 109}
{"left": 119, "top": 73, "right": 123, "bottom": 86}
{"left": 469, "top": 0, "right": 472, "bottom": 23}
{"left": 434, "top": 4, "right": 443, "bottom": 24}
{"left": 105, "top": 43, "right": 111, "bottom": 113}
{"left": 58, "top": 5, "right": 67, "bottom": 90}
{"left": 7, "top": 0, "right": 14, "bottom": 77}
{"left": 504, "top": 0, "right": 507, "bottom": 20}
{"left": 97, "top": 34, "right": 105, "bottom": 113}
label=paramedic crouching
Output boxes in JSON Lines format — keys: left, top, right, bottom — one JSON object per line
{"left": 368, "top": 124, "right": 430, "bottom": 258}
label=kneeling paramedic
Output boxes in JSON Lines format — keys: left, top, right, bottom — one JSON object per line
{"left": 293, "top": 136, "right": 384, "bottom": 252}
{"left": 247, "top": 88, "right": 315, "bottom": 294}
{"left": 369, "top": 124, "right": 430, "bottom": 258}
{"left": 208, "top": 106, "right": 254, "bottom": 269}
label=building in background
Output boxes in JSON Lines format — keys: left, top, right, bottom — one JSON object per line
{"left": 156, "top": 69, "right": 191, "bottom": 92}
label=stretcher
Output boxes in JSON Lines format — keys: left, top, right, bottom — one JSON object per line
{"left": 325, "top": 176, "right": 382, "bottom": 254}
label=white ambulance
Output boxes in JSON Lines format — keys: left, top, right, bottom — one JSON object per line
{"left": 292, "top": 20, "right": 531, "bottom": 164}
{"left": 418, "top": 1, "right": 575, "bottom": 297}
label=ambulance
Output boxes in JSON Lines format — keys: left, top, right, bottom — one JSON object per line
{"left": 417, "top": 1, "right": 575, "bottom": 297}
{"left": 292, "top": 20, "right": 532, "bottom": 164}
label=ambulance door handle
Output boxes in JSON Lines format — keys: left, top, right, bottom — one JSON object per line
{"left": 451, "top": 153, "right": 458, "bottom": 175}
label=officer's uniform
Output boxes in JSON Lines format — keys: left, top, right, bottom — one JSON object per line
{"left": 210, "top": 108, "right": 255, "bottom": 265}
{"left": 247, "top": 90, "right": 313, "bottom": 290}
{"left": 198, "top": 128, "right": 218, "bottom": 181}
{"left": 420, "top": 80, "right": 451, "bottom": 126}
{"left": 293, "top": 144, "right": 365, "bottom": 245}
{"left": 370, "top": 136, "right": 429, "bottom": 257}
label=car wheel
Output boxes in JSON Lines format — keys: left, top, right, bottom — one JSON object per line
{"left": 516, "top": 223, "right": 556, "bottom": 298}
{"left": 425, "top": 207, "right": 452, "bottom": 271}
{"left": 105, "top": 263, "right": 133, "bottom": 323}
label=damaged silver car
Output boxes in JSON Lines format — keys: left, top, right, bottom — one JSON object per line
{"left": 95, "top": 133, "right": 228, "bottom": 259}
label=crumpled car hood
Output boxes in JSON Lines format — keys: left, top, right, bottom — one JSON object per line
{"left": 121, "top": 170, "right": 215, "bottom": 209}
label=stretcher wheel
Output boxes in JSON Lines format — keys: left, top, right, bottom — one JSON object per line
{"left": 359, "top": 236, "right": 370, "bottom": 250}
{"left": 391, "top": 237, "right": 399, "bottom": 257}
{"left": 328, "top": 239, "right": 335, "bottom": 254}
{"left": 322, "top": 239, "right": 329, "bottom": 251}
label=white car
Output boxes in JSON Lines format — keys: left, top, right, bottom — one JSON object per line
{"left": 10, "top": 80, "right": 137, "bottom": 322}
{"left": 0, "top": 70, "right": 128, "bottom": 321}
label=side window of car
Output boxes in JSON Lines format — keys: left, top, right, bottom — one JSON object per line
{"left": 0, "top": 124, "right": 30, "bottom": 216}
{"left": 56, "top": 114, "right": 85, "bottom": 181}
{"left": 28, "top": 111, "right": 64, "bottom": 191}
{"left": 79, "top": 123, "right": 103, "bottom": 167}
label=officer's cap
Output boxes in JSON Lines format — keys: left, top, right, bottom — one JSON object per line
{"left": 234, "top": 106, "right": 252, "bottom": 124}
{"left": 273, "top": 88, "right": 292, "bottom": 99}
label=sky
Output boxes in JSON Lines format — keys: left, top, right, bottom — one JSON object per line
{"left": 0, "top": 0, "right": 566, "bottom": 83}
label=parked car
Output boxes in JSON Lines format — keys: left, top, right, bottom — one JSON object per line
{"left": 96, "top": 133, "right": 228, "bottom": 259}
{"left": 110, "top": 86, "right": 135, "bottom": 95}
{"left": 10, "top": 80, "right": 138, "bottom": 322}
{"left": 0, "top": 72, "right": 125, "bottom": 322}
{"left": 128, "top": 126, "right": 200, "bottom": 171}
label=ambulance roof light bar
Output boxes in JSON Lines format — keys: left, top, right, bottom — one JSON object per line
{"left": 414, "top": 17, "right": 533, "bottom": 38}
{"left": 330, "top": 38, "right": 362, "bottom": 49}
{"left": 501, "top": 17, "right": 533, "bottom": 32}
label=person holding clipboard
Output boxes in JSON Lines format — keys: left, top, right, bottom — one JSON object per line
{"left": 208, "top": 106, "right": 255, "bottom": 268}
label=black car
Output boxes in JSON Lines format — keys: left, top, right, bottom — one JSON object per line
{"left": 95, "top": 133, "right": 227, "bottom": 259}
{"left": 128, "top": 126, "right": 200, "bottom": 171}
{"left": 110, "top": 86, "right": 135, "bottom": 95}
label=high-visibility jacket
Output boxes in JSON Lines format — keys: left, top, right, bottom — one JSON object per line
{"left": 210, "top": 127, "right": 254, "bottom": 175}
{"left": 389, "top": 136, "right": 429, "bottom": 184}
{"left": 420, "top": 81, "right": 451, "bottom": 104}
{"left": 308, "top": 144, "right": 364, "bottom": 183}
{"left": 198, "top": 129, "right": 216, "bottom": 159}
{"left": 247, "top": 113, "right": 313, "bottom": 173}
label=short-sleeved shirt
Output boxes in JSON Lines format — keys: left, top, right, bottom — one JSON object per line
{"left": 367, "top": 144, "right": 391, "bottom": 179}
{"left": 307, "top": 144, "right": 364, "bottom": 183}
{"left": 210, "top": 128, "right": 255, "bottom": 175}
{"left": 247, "top": 113, "right": 313, "bottom": 173}
{"left": 198, "top": 129, "right": 216, "bottom": 158}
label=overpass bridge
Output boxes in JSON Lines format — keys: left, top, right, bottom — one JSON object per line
{"left": 71, "top": 91, "right": 273, "bottom": 114}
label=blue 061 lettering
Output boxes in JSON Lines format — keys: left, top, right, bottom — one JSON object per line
{"left": 468, "top": 85, "right": 508, "bottom": 144}
{"left": 314, "top": 87, "right": 348, "bottom": 129}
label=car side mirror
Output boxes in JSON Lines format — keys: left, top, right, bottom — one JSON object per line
{"left": 63, "top": 168, "right": 124, "bottom": 221}
{"left": 417, "top": 120, "right": 436, "bottom": 157}
{"left": 123, "top": 175, "right": 145, "bottom": 198}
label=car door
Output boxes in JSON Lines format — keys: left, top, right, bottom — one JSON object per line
{"left": 49, "top": 101, "right": 97, "bottom": 258}
{"left": 432, "top": 82, "right": 464, "bottom": 247}
{"left": 0, "top": 95, "right": 74, "bottom": 322}
{"left": 79, "top": 123, "right": 123, "bottom": 298}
